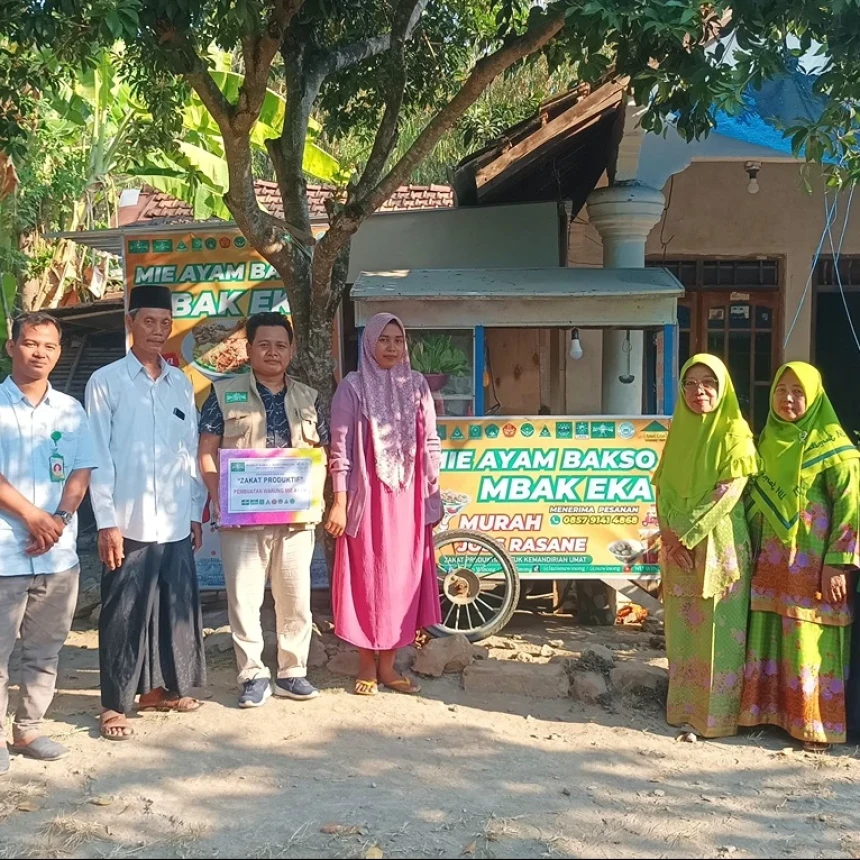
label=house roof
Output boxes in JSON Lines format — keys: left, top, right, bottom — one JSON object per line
{"left": 451, "top": 79, "right": 626, "bottom": 212}
{"left": 118, "top": 181, "right": 454, "bottom": 227}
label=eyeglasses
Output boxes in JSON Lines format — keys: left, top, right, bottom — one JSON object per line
{"left": 683, "top": 379, "right": 718, "bottom": 392}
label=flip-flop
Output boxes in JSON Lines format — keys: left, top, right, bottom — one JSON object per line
{"left": 354, "top": 679, "right": 379, "bottom": 697}
{"left": 803, "top": 742, "right": 829, "bottom": 754}
{"left": 100, "top": 714, "right": 134, "bottom": 742}
{"left": 382, "top": 676, "right": 421, "bottom": 696}
{"left": 9, "top": 736, "right": 69, "bottom": 761}
{"left": 138, "top": 695, "right": 202, "bottom": 713}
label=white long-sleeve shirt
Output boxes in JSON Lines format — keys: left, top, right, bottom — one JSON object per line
{"left": 85, "top": 351, "right": 206, "bottom": 543}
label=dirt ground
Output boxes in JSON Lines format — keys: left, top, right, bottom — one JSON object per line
{"left": 2, "top": 610, "right": 860, "bottom": 860}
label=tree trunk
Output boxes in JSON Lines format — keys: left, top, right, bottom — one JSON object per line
{"left": 293, "top": 307, "right": 336, "bottom": 411}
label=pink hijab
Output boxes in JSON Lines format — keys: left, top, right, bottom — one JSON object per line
{"left": 347, "top": 313, "right": 420, "bottom": 491}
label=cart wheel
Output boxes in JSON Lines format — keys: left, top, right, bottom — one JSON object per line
{"left": 428, "top": 529, "right": 520, "bottom": 642}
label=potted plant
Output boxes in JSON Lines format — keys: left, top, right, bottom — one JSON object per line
{"left": 410, "top": 335, "right": 469, "bottom": 392}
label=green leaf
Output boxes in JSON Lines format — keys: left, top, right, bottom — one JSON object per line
{"left": 301, "top": 141, "right": 342, "bottom": 183}
{"left": 209, "top": 71, "right": 322, "bottom": 135}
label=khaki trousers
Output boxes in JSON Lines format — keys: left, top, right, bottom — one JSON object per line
{"left": 0, "top": 567, "right": 79, "bottom": 742}
{"left": 219, "top": 527, "right": 314, "bottom": 684}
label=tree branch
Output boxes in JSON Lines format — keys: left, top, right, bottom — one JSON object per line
{"left": 236, "top": 0, "right": 305, "bottom": 132}
{"left": 363, "top": 10, "right": 565, "bottom": 215}
{"left": 272, "top": 33, "right": 319, "bottom": 243}
{"left": 157, "top": 27, "right": 235, "bottom": 130}
{"left": 350, "top": 0, "right": 416, "bottom": 200}
{"left": 321, "top": 0, "right": 428, "bottom": 76}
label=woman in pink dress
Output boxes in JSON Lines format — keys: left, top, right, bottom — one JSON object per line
{"left": 325, "top": 313, "right": 442, "bottom": 695}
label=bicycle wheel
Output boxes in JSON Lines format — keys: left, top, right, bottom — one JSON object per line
{"left": 428, "top": 529, "right": 520, "bottom": 642}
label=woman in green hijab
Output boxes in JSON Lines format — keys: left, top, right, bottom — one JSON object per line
{"left": 653, "top": 354, "right": 758, "bottom": 739}
{"left": 739, "top": 362, "right": 860, "bottom": 751}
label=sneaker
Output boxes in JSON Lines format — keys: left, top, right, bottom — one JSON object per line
{"left": 274, "top": 677, "right": 320, "bottom": 700}
{"left": 238, "top": 678, "right": 272, "bottom": 709}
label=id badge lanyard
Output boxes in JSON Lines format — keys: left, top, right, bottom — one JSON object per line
{"left": 49, "top": 430, "right": 66, "bottom": 483}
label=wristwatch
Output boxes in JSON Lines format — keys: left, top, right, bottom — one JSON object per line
{"left": 54, "top": 510, "right": 73, "bottom": 526}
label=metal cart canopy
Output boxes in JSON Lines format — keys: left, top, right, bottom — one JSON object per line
{"left": 351, "top": 267, "right": 683, "bottom": 328}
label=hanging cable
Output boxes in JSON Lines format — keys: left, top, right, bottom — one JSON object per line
{"left": 782, "top": 185, "right": 842, "bottom": 349}
{"left": 829, "top": 183, "right": 860, "bottom": 351}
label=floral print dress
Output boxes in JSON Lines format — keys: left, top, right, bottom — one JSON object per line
{"left": 659, "top": 477, "right": 752, "bottom": 738}
{"left": 739, "top": 459, "right": 860, "bottom": 744}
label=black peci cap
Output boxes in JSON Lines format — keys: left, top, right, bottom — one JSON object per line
{"left": 128, "top": 285, "right": 173, "bottom": 313}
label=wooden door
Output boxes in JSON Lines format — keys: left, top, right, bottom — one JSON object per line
{"left": 699, "top": 292, "right": 779, "bottom": 431}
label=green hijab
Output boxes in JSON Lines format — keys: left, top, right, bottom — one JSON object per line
{"left": 749, "top": 361, "right": 859, "bottom": 543}
{"left": 654, "top": 354, "right": 758, "bottom": 513}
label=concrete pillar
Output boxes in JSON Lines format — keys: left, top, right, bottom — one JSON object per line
{"left": 586, "top": 183, "right": 665, "bottom": 415}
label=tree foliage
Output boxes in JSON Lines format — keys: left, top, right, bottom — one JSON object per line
{"left": 324, "top": 56, "right": 581, "bottom": 184}
{"left": 2, "top": 0, "right": 859, "bottom": 401}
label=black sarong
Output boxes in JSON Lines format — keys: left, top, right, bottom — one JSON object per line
{"left": 99, "top": 537, "right": 206, "bottom": 713}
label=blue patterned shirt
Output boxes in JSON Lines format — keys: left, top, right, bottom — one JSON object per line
{"left": 199, "top": 381, "right": 330, "bottom": 448}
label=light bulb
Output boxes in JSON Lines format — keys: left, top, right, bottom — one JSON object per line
{"left": 569, "top": 328, "right": 584, "bottom": 360}
{"left": 745, "top": 161, "right": 761, "bottom": 195}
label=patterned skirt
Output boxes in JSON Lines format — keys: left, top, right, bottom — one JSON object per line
{"left": 663, "top": 573, "right": 750, "bottom": 738}
{"left": 739, "top": 611, "right": 850, "bottom": 744}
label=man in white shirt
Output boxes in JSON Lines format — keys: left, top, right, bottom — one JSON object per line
{"left": 86, "top": 285, "right": 207, "bottom": 741}
{"left": 0, "top": 313, "right": 96, "bottom": 775}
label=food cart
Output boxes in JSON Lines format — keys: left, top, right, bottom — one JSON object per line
{"left": 351, "top": 266, "right": 683, "bottom": 640}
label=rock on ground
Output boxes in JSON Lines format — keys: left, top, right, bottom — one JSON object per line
{"left": 570, "top": 670, "right": 609, "bottom": 704}
{"left": 74, "top": 573, "right": 102, "bottom": 619}
{"left": 327, "top": 649, "right": 361, "bottom": 677}
{"left": 463, "top": 661, "right": 570, "bottom": 699}
{"left": 308, "top": 635, "right": 329, "bottom": 668}
{"left": 204, "top": 628, "right": 234, "bottom": 654}
{"left": 578, "top": 644, "right": 616, "bottom": 671}
{"left": 413, "top": 633, "right": 481, "bottom": 677}
{"left": 395, "top": 645, "right": 417, "bottom": 673}
{"left": 610, "top": 662, "right": 669, "bottom": 699}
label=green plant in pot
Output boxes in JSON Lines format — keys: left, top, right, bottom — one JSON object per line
{"left": 410, "top": 335, "right": 469, "bottom": 392}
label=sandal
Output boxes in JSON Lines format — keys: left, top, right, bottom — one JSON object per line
{"left": 381, "top": 676, "right": 421, "bottom": 696}
{"left": 100, "top": 713, "right": 134, "bottom": 741}
{"left": 354, "top": 679, "right": 379, "bottom": 697}
{"left": 138, "top": 693, "right": 202, "bottom": 713}
{"left": 803, "top": 742, "right": 829, "bottom": 754}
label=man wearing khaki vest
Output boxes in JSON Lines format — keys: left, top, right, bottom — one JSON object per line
{"left": 198, "top": 312, "right": 329, "bottom": 708}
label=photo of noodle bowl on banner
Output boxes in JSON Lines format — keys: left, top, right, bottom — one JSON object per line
{"left": 182, "top": 321, "right": 250, "bottom": 380}
{"left": 439, "top": 490, "right": 470, "bottom": 530}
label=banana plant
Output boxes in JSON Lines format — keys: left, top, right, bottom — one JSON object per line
{"left": 53, "top": 49, "right": 342, "bottom": 220}
{"left": 23, "top": 48, "right": 342, "bottom": 308}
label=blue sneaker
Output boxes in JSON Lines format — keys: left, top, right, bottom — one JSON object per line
{"left": 274, "top": 677, "right": 320, "bottom": 700}
{"left": 238, "top": 678, "right": 272, "bottom": 709}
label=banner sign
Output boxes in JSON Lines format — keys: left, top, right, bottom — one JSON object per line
{"left": 219, "top": 448, "right": 322, "bottom": 527}
{"left": 437, "top": 416, "right": 670, "bottom": 579}
{"left": 124, "top": 228, "right": 298, "bottom": 404}
{"left": 122, "top": 227, "right": 331, "bottom": 589}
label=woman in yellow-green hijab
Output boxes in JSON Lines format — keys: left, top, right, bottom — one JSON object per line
{"left": 653, "top": 354, "right": 758, "bottom": 739}
{"left": 739, "top": 363, "right": 860, "bottom": 751}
